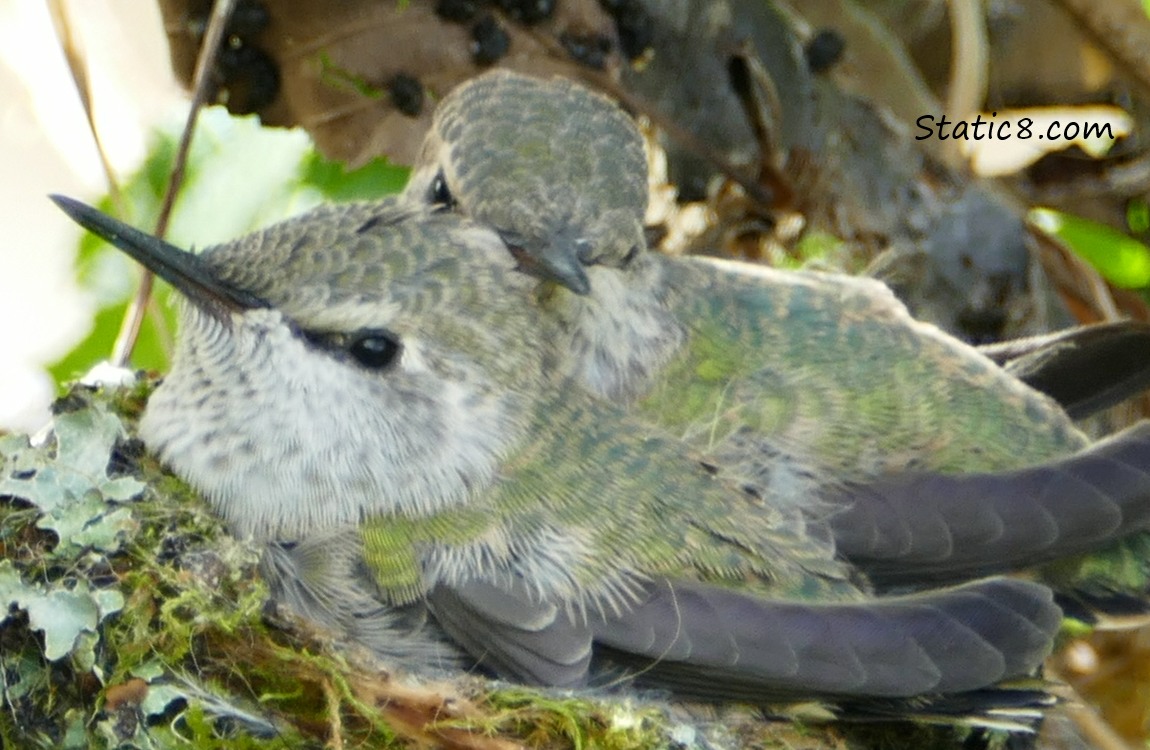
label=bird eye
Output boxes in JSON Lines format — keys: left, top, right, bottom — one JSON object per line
{"left": 348, "top": 329, "right": 402, "bottom": 370}
{"left": 574, "top": 238, "right": 596, "bottom": 264}
{"left": 429, "top": 170, "right": 455, "bottom": 208}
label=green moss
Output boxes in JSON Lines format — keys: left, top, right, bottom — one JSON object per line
{"left": 458, "top": 688, "right": 669, "bottom": 749}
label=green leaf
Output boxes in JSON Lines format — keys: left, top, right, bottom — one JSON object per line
{"left": 1030, "top": 207, "right": 1150, "bottom": 288}
{"left": 317, "top": 52, "right": 387, "bottom": 99}
{"left": 49, "top": 295, "right": 174, "bottom": 384}
{"left": 1127, "top": 199, "right": 1150, "bottom": 234}
{"left": 299, "top": 151, "right": 409, "bottom": 202}
{"left": 792, "top": 230, "right": 848, "bottom": 269}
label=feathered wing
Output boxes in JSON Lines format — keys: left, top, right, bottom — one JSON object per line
{"left": 826, "top": 421, "right": 1150, "bottom": 585}
{"left": 261, "top": 534, "right": 469, "bottom": 672}
{"left": 428, "top": 574, "right": 1059, "bottom": 700}
{"left": 428, "top": 580, "right": 595, "bottom": 687}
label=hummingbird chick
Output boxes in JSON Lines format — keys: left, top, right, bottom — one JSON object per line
{"left": 407, "top": 70, "right": 1150, "bottom": 589}
{"left": 53, "top": 194, "right": 1061, "bottom": 707}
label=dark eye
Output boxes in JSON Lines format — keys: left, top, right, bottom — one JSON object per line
{"left": 349, "top": 330, "right": 402, "bottom": 370}
{"left": 621, "top": 244, "right": 640, "bottom": 266}
{"left": 574, "top": 238, "right": 595, "bottom": 264}
{"left": 429, "top": 170, "right": 455, "bottom": 208}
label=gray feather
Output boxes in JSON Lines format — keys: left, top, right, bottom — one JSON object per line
{"left": 829, "top": 422, "right": 1150, "bottom": 584}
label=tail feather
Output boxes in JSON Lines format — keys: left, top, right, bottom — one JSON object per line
{"left": 981, "top": 321, "right": 1150, "bottom": 419}
{"left": 828, "top": 422, "right": 1150, "bottom": 585}
{"left": 592, "top": 577, "right": 1059, "bottom": 699}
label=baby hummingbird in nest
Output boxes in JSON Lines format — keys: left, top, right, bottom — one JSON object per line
{"left": 405, "top": 71, "right": 1150, "bottom": 596}
{"left": 52, "top": 194, "right": 1061, "bottom": 713}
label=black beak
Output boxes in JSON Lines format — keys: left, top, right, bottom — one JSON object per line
{"left": 50, "top": 195, "right": 266, "bottom": 314}
{"left": 503, "top": 236, "right": 592, "bottom": 296}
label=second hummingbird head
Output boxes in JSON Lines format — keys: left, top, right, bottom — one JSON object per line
{"left": 406, "top": 70, "right": 650, "bottom": 297}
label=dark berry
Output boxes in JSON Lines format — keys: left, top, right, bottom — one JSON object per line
{"left": 805, "top": 29, "right": 846, "bottom": 73}
{"left": 472, "top": 14, "right": 510, "bottom": 65}
{"left": 436, "top": 0, "right": 482, "bottom": 23}
{"left": 388, "top": 73, "right": 424, "bottom": 116}
{"left": 494, "top": 0, "right": 555, "bottom": 24}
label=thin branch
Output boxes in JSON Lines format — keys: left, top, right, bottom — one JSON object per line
{"left": 943, "top": 0, "right": 988, "bottom": 171}
{"left": 46, "top": 0, "right": 123, "bottom": 212}
{"left": 1045, "top": 665, "right": 1138, "bottom": 750}
{"left": 110, "top": 0, "right": 237, "bottom": 366}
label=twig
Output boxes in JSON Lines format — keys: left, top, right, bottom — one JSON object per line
{"left": 46, "top": 0, "right": 123, "bottom": 213}
{"left": 321, "top": 676, "right": 344, "bottom": 750}
{"left": 943, "top": 0, "right": 988, "bottom": 172}
{"left": 1045, "top": 665, "right": 1137, "bottom": 750}
{"left": 110, "top": 0, "right": 237, "bottom": 366}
